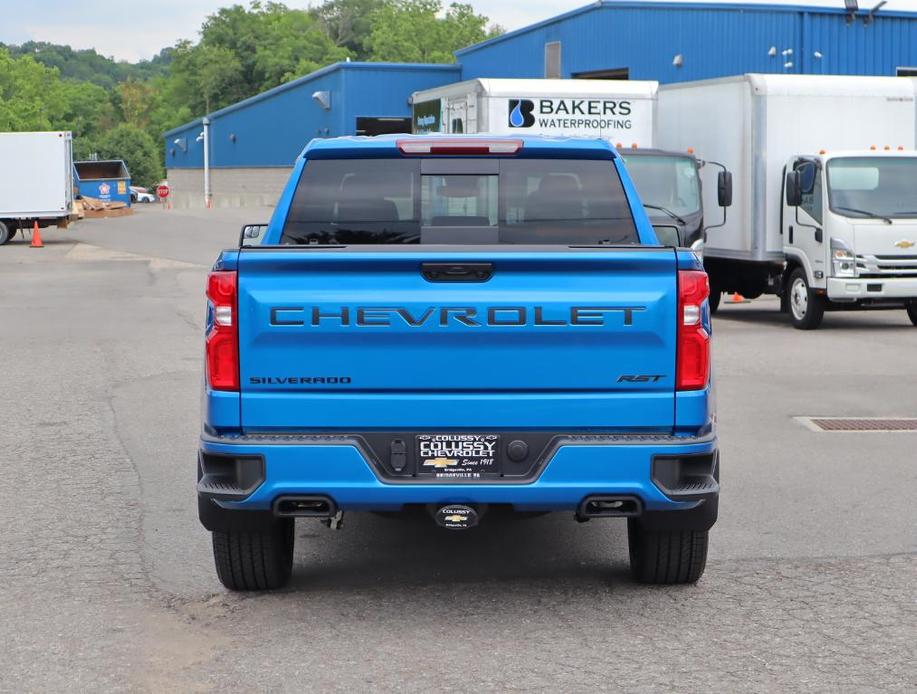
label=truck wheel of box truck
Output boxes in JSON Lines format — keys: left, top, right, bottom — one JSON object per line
{"left": 212, "top": 519, "right": 294, "bottom": 591}
{"left": 787, "top": 267, "right": 825, "bottom": 330}
{"left": 906, "top": 302, "right": 917, "bottom": 327}
{"left": 0, "top": 221, "right": 12, "bottom": 246}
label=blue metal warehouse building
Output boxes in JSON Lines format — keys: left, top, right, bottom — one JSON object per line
{"left": 164, "top": 62, "right": 460, "bottom": 207}
{"left": 458, "top": 1, "right": 917, "bottom": 83}
{"left": 165, "top": 1, "right": 917, "bottom": 207}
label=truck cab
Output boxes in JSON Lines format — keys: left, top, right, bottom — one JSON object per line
{"left": 621, "top": 148, "right": 732, "bottom": 257}
{"left": 783, "top": 151, "right": 917, "bottom": 329}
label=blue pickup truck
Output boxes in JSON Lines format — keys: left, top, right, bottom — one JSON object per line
{"left": 198, "top": 135, "right": 719, "bottom": 590}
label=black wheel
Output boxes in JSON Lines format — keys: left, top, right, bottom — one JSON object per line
{"left": 0, "top": 221, "right": 12, "bottom": 245}
{"left": 787, "top": 267, "right": 825, "bottom": 330}
{"left": 906, "top": 302, "right": 917, "bottom": 326}
{"left": 212, "top": 518, "right": 294, "bottom": 591}
{"left": 627, "top": 520, "right": 709, "bottom": 584}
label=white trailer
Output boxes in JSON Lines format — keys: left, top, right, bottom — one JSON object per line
{"left": 412, "top": 78, "right": 658, "bottom": 147}
{"left": 0, "top": 131, "right": 74, "bottom": 245}
{"left": 657, "top": 74, "right": 917, "bottom": 328}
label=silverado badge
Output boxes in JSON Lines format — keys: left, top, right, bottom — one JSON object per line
{"left": 895, "top": 239, "right": 916, "bottom": 249}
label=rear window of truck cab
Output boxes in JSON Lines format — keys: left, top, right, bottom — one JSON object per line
{"left": 280, "top": 158, "right": 638, "bottom": 245}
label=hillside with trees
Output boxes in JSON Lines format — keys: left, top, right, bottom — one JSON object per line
{"left": 0, "top": 0, "right": 501, "bottom": 186}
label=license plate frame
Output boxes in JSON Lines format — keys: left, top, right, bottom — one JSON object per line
{"left": 415, "top": 434, "right": 501, "bottom": 479}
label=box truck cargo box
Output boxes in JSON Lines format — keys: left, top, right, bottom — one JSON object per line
{"left": 412, "top": 79, "right": 658, "bottom": 147}
{"left": 657, "top": 74, "right": 916, "bottom": 263}
{"left": 0, "top": 131, "right": 74, "bottom": 245}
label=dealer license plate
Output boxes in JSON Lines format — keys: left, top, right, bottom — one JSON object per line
{"left": 416, "top": 434, "right": 500, "bottom": 478}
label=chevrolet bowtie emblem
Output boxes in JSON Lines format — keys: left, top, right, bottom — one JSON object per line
{"left": 423, "top": 457, "right": 458, "bottom": 469}
{"left": 895, "top": 239, "right": 916, "bottom": 249}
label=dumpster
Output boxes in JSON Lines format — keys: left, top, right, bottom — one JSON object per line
{"left": 74, "top": 160, "right": 132, "bottom": 206}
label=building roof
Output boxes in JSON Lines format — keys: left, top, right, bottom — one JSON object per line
{"left": 455, "top": 1, "right": 917, "bottom": 57}
{"left": 163, "top": 61, "right": 462, "bottom": 138}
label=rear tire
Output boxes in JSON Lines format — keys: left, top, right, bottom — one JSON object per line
{"left": 627, "top": 520, "right": 709, "bottom": 584}
{"left": 787, "top": 268, "right": 825, "bottom": 330}
{"left": 212, "top": 518, "right": 294, "bottom": 591}
{"left": 906, "top": 301, "right": 917, "bottom": 326}
{"left": 0, "top": 221, "right": 12, "bottom": 245}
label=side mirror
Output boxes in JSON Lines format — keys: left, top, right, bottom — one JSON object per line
{"left": 717, "top": 170, "right": 733, "bottom": 208}
{"left": 785, "top": 171, "right": 802, "bottom": 207}
{"left": 653, "top": 224, "right": 681, "bottom": 248}
{"left": 239, "top": 223, "right": 268, "bottom": 247}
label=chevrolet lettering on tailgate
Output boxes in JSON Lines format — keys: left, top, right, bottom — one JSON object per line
{"left": 269, "top": 305, "right": 646, "bottom": 327}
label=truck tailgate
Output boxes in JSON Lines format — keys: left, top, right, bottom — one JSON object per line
{"left": 237, "top": 248, "right": 678, "bottom": 431}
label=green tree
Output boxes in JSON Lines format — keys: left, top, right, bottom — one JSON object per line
{"left": 169, "top": 40, "right": 243, "bottom": 113}
{"left": 254, "top": 6, "right": 350, "bottom": 87}
{"left": 312, "top": 0, "right": 388, "bottom": 58}
{"left": 116, "top": 79, "right": 156, "bottom": 129}
{"left": 365, "top": 0, "right": 499, "bottom": 63}
{"left": 166, "top": 3, "right": 351, "bottom": 113}
{"left": 54, "top": 80, "right": 116, "bottom": 139}
{"left": 95, "top": 123, "right": 162, "bottom": 188}
{"left": 145, "top": 74, "right": 194, "bottom": 148}
{"left": 0, "top": 48, "right": 60, "bottom": 130}
{"left": 3, "top": 41, "right": 170, "bottom": 89}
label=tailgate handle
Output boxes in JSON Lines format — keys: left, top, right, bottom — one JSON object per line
{"left": 421, "top": 262, "right": 493, "bottom": 282}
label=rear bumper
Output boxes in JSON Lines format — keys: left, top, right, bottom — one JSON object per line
{"left": 827, "top": 277, "right": 917, "bottom": 301}
{"left": 198, "top": 432, "right": 718, "bottom": 525}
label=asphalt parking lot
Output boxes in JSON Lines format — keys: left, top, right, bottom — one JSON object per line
{"left": 1, "top": 205, "right": 915, "bottom": 692}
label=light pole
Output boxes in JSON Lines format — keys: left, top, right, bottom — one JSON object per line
{"left": 202, "top": 117, "right": 211, "bottom": 209}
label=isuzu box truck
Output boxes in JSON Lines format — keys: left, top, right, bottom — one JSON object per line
{"left": 658, "top": 74, "right": 917, "bottom": 329}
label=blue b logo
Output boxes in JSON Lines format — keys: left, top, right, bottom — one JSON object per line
{"left": 508, "top": 99, "right": 536, "bottom": 128}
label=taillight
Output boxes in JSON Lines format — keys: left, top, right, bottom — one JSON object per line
{"left": 676, "top": 270, "right": 710, "bottom": 391}
{"left": 205, "top": 271, "right": 239, "bottom": 391}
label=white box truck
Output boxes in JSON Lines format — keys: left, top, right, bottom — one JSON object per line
{"left": 0, "top": 131, "right": 74, "bottom": 245}
{"left": 658, "top": 74, "right": 917, "bottom": 329}
{"left": 411, "top": 78, "right": 733, "bottom": 254}
{"left": 412, "top": 78, "right": 658, "bottom": 144}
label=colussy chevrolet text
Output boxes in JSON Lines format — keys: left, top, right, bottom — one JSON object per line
{"left": 199, "top": 134, "right": 719, "bottom": 590}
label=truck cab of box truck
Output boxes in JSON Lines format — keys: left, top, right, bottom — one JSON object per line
{"left": 621, "top": 148, "right": 732, "bottom": 257}
{"left": 782, "top": 151, "right": 917, "bottom": 329}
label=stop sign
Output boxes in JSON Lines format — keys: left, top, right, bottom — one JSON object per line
{"left": 156, "top": 184, "right": 170, "bottom": 199}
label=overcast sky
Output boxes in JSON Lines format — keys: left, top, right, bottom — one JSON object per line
{"left": 2, "top": 0, "right": 917, "bottom": 62}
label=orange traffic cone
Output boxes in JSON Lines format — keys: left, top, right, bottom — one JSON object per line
{"left": 729, "top": 292, "right": 748, "bottom": 303}
{"left": 30, "top": 221, "right": 44, "bottom": 248}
